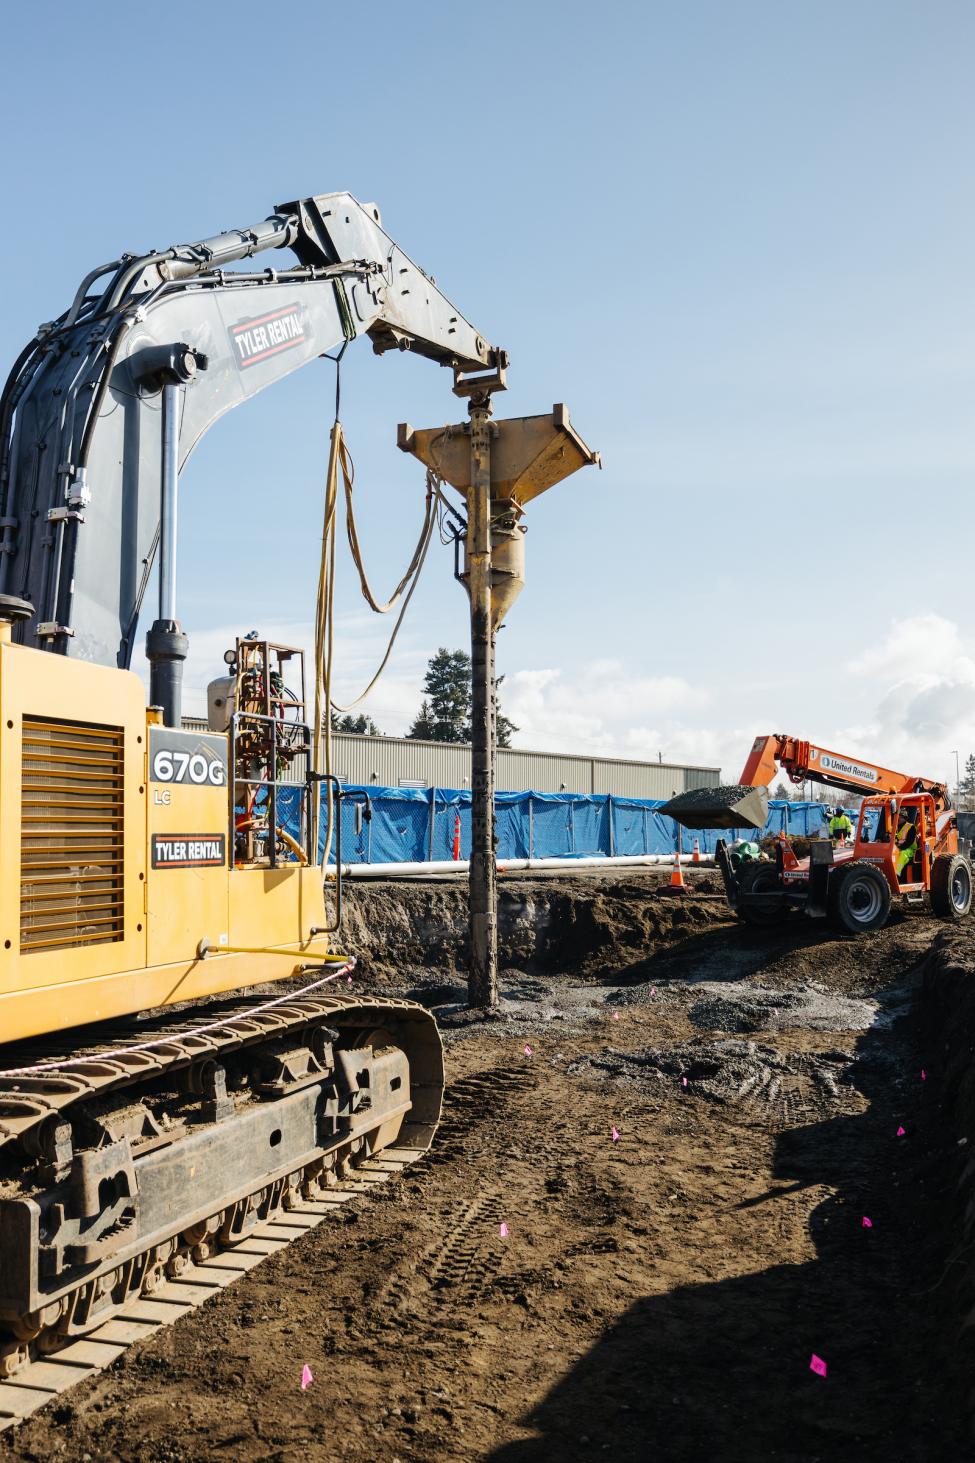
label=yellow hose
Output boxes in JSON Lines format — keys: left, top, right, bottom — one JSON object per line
{"left": 235, "top": 818, "right": 309, "bottom": 866}
{"left": 311, "top": 420, "right": 440, "bottom": 874}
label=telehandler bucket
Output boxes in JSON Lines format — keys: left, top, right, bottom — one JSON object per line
{"left": 658, "top": 783, "right": 770, "bottom": 832}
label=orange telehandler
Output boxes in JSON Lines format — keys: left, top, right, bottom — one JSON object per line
{"left": 662, "top": 735, "right": 972, "bottom": 934}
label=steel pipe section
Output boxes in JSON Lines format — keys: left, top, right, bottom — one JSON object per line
{"left": 329, "top": 854, "right": 714, "bottom": 879}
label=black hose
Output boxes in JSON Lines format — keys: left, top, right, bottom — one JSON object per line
{"left": 0, "top": 337, "right": 47, "bottom": 525}
{"left": 64, "top": 260, "right": 122, "bottom": 330}
{"left": 76, "top": 315, "right": 135, "bottom": 470}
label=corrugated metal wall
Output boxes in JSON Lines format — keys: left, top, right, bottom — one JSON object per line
{"left": 327, "top": 735, "right": 718, "bottom": 795}
{"left": 181, "top": 719, "right": 718, "bottom": 795}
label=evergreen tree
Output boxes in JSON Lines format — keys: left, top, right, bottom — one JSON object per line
{"left": 419, "top": 648, "right": 472, "bottom": 742}
{"left": 496, "top": 710, "right": 516, "bottom": 750}
{"left": 959, "top": 753, "right": 975, "bottom": 811}
{"left": 407, "top": 699, "right": 437, "bottom": 741}
{"left": 330, "top": 712, "right": 382, "bottom": 736}
{"left": 407, "top": 647, "right": 518, "bottom": 746}
{"left": 495, "top": 673, "right": 516, "bottom": 750}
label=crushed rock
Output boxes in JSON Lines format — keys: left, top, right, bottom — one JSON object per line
{"left": 566, "top": 1038, "right": 856, "bottom": 1117}
{"left": 686, "top": 980, "right": 878, "bottom": 1033}
{"left": 605, "top": 978, "right": 878, "bottom": 1034}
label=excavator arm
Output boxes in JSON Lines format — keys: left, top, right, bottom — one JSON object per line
{"left": 740, "top": 734, "right": 949, "bottom": 808}
{"left": 0, "top": 192, "right": 504, "bottom": 669}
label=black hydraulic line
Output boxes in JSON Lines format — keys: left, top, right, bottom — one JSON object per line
{"left": 101, "top": 212, "right": 297, "bottom": 315}
{"left": 0, "top": 337, "right": 47, "bottom": 492}
{"left": 0, "top": 342, "right": 56, "bottom": 590}
{"left": 64, "top": 260, "right": 123, "bottom": 330}
{"left": 120, "top": 523, "right": 160, "bottom": 668}
{"left": 0, "top": 338, "right": 42, "bottom": 440}
{"left": 102, "top": 247, "right": 178, "bottom": 313}
{"left": 76, "top": 316, "right": 134, "bottom": 470}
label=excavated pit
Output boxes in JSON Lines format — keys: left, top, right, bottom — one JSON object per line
{"left": 340, "top": 870, "right": 724, "bottom": 986}
{"left": 1, "top": 871, "right": 971, "bottom": 1463}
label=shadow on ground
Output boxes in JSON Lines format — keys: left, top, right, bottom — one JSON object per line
{"left": 601, "top": 906, "right": 922, "bottom": 993}
{"left": 489, "top": 995, "right": 965, "bottom": 1463}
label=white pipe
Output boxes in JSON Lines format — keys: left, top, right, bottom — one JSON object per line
{"left": 327, "top": 853, "right": 714, "bottom": 879}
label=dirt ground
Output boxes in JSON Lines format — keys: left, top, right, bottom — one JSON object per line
{"left": 2, "top": 875, "right": 970, "bottom": 1462}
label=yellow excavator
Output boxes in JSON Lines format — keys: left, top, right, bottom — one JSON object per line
{"left": 0, "top": 193, "right": 503, "bottom": 1375}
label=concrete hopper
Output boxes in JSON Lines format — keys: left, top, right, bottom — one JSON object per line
{"left": 398, "top": 404, "right": 600, "bottom": 507}
{"left": 398, "top": 404, "right": 599, "bottom": 630}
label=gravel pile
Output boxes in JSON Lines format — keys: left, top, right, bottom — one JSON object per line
{"left": 659, "top": 783, "right": 768, "bottom": 831}
{"left": 687, "top": 981, "right": 878, "bottom": 1034}
{"left": 568, "top": 1038, "right": 854, "bottom": 1114}
{"left": 665, "top": 784, "right": 756, "bottom": 811}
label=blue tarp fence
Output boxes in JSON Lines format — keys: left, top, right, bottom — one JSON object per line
{"left": 288, "top": 786, "right": 835, "bottom": 866}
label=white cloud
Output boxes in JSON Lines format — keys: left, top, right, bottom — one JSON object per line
{"left": 847, "top": 612, "right": 968, "bottom": 679}
{"left": 502, "top": 661, "right": 719, "bottom": 767}
{"left": 502, "top": 615, "right": 975, "bottom": 786}
{"left": 131, "top": 607, "right": 975, "bottom": 791}
{"left": 831, "top": 613, "right": 975, "bottom": 785}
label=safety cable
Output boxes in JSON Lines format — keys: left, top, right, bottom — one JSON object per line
{"left": 0, "top": 959, "right": 354, "bottom": 1078}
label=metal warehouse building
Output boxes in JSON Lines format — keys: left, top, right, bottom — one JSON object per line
{"left": 183, "top": 719, "right": 718, "bottom": 797}
{"left": 327, "top": 732, "right": 718, "bottom": 798}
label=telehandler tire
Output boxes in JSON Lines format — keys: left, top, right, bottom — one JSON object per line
{"left": 930, "top": 854, "right": 973, "bottom": 920}
{"left": 828, "top": 861, "right": 891, "bottom": 934}
{"left": 737, "top": 862, "right": 790, "bottom": 926}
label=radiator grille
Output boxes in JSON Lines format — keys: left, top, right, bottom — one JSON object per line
{"left": 20, "top": 717, "right": 125, "bottom": 952}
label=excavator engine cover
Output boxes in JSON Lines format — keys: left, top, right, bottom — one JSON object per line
{"left": 659, "top": 783, "right": 770, "bottom": 832}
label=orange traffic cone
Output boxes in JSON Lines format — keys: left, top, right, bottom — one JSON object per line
{"left": 691, "top": 837, "right": 702, "bottom": 864}
{"left": 669, "top": 851, "right": 686, "bottom": 891}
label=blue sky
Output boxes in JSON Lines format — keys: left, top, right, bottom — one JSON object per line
{"left": 2, "top": 2, "right": 973, "bottom": 783}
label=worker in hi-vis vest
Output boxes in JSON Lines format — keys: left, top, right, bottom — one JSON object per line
{"left": 828, "top": 808, "right": 853, "bottom": 843}
{"left": 894, "top": 810, "right": 919, "bottom": 878}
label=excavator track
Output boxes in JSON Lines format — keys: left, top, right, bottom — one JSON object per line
{"left": 0, "top": 969, "right": 444, "bottom": 1432}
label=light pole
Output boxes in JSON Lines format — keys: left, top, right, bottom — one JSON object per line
{"left": 952, "top": 749, "right": 961, "bottom": 808}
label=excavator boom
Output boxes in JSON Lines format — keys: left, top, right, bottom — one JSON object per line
{"left": 0, "top": 192, "right": 503, "bottom": 670}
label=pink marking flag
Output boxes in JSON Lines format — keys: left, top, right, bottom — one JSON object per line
{"left": 921, "top": 1069, "right": 927, "bottom": 1081}
{"left": 862, "top": 1216, "right": 873, "bottom": 1229}
{"left": 499, "top": 1222, "right": 509, "bottom": 1238}
{"left": 897, "top": 1126, "right": 906, "bottom": 1137}
{"left": 524, "top": 1044, "right": 533, "bottom": 1057}
{"left": 681, "top": 1076, "right": 688, "bottom": 1088}
{"left": 650, "top": 987, "right": 657, "bottom": 998}
{"left": 612, "top": 1127, "right": 620, "bottom": 1143}
{"left": 301, "top": 1364, "right": 314, "bottom": 1390}
{"left": 809, "top": 1354, "right": 827, "bottom": 1378}
{"left": 612, "top": 1011, "right": 620, "bottom": 1020}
